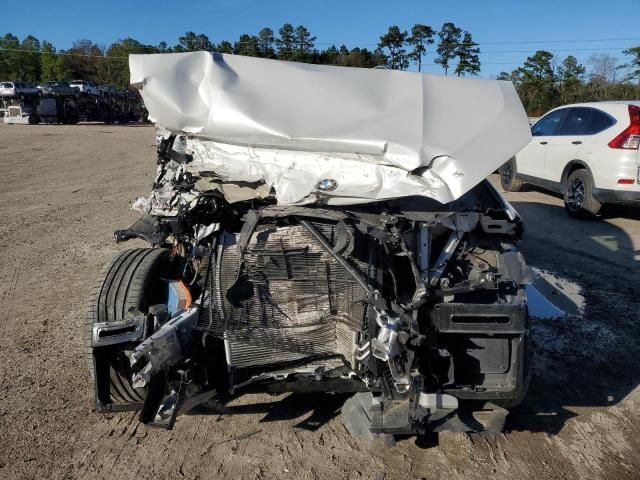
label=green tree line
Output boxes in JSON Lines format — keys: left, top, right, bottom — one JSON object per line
{"left": 1, "top": 26, "right": 639, "bottom": 115}
{"left": 498, "top": 48, "right": 640, "bottom": 115}
{"left": 0, "top": 22, "right": 480, "bottom": 88}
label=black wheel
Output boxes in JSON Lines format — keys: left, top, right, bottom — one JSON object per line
{"left": 499, "top": 158, "right": 524, "bottom": 192}
{"left": 564, "top": 169, "right": 601, "bottom": 219}
{"left": 85, "top": 248, "right": 178, "bottom": 407}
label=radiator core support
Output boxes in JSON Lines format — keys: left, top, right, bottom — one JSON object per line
{"left": 196, "top": 222, "right": 372, "bottom": 375}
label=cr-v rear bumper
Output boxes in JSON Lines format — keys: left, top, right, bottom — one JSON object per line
{"left": 594, "top": 188, "right": 640, "bottom": 205}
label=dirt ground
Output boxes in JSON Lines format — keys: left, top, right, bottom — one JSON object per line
{"left": 1, "top": 123, "right": 639, "bottom": 480}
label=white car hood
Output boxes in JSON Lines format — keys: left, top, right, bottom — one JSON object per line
{"left": 130, "top": 51, "right": 531, "bottom": 205}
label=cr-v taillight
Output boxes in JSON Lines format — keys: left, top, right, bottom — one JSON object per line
{"left": 608, "top": 104, "right": 640, "bottom": 150}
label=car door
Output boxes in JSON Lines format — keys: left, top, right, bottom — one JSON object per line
{"left": 516, "top": 108, "right": 568, "bottom": 179}
{"left": 543, "top": 107, "right": 594, "bottom": 183}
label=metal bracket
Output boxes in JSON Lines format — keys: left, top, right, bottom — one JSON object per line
{"left": 428, "top": 231, "right": 460, "bottom": 288}
{"left": 92, "top": 313, "right": 145, "bottom": 347}
{"left": 129, "top": 307, "right": 199, "bottom": 388}
{"left": 417, "top": 223, "right": 431, "bottom": 283}
{"left": 480, "top": 215, "right": 516, "bottom": 235}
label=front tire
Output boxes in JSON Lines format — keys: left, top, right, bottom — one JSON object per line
{"left": 85, "top": 248, "right": 177, "bottom": 407}
{"left": 499, "top": 158, "right": 524, "bottom": 192}
{"left": 564, "top": 169, "right": 601, "bottom": 219}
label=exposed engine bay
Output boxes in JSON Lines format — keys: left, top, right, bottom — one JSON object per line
{"left": 88, "top": 52, "right": 533, "bottom": 440}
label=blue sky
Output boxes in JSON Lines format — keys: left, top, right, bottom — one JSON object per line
{"left": 15, "top": 0, "right": 640, "bottom": 77}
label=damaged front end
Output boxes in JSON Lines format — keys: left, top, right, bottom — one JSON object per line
{"left": 88, "top": 52, "right": 533, "bottom": 439}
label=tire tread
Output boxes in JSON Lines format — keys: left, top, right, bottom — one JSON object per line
{"left": 85, "top": 248, "right": 172, "bottom": 406}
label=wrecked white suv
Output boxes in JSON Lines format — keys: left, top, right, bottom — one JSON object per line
{"left": 86, "top": 52, "right": 533, "bottom": 440}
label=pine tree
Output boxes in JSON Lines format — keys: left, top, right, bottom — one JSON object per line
{"left": 258, "top": 28, "right": 276, "bottom": 58}
{"left": 454, "top": 32, "right": 480, "bottom": 76}
{"left": 174, "top": 32, "right": 212, "bottom": 52}
{"left": 216, "top": 41, "right": 233, "bottom": 54}
{"left": 435, "top": 22, "right": 462, "bottom": 75}
{"left": 276, "top": 23, "right": 296, "bottom": 60}
{"left": 20, "top": 35, "right": 41, "bottom": 82}
{"left": 234, "top": 34, "right": 261, "bottom": 57}
{"left": 558, "top": 55, "right": 586, "bottom": 102}
{"left": 407, "top": 24, "right": 435, "bottom": 72}
{"left": 294, "top": 25, "right": 316, "bottom": 62}
{"left": 40, "top": 41, "right": 57, "bottom": 81}
{"left": 622, "top": 46, "right": 640, "bottom": 81}
{"left": 378, "top": 26, "right": 409, "bottom": 70}
{"left": 517, "top": 50, "right": 557, "bottom": 114}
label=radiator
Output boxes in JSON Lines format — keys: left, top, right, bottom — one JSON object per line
{"left": 197, "top": 222, "right": 368, "bottom": 369}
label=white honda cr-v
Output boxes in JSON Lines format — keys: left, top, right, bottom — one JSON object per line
{"left": 499, "top": 101, "right": 640, "bottom": 218}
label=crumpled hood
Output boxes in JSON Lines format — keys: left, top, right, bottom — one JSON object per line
{"left": 130, "top": 51, "right": 531, "bottom": 205}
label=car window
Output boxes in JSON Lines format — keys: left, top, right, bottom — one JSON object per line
{"left": 588, "top": 109, "right": 616, "bottom": 134}
{"left": 557, "top": 107, "right": 616, "bottom": 135}
{"left": 557, "top": 108, "right": 593, "bottom": 135}
{"left": 532, "top": 109, "right": 567, "bottom": 136}
{"left": 1, "top": 82, "right": 11, "bottom": 88}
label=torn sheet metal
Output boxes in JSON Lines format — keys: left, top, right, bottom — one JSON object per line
{"left": 130, "top": 52, "right": 531, "bottom": 205}
{"left": 184, "top": 138, "right": 450, "bottom": 205}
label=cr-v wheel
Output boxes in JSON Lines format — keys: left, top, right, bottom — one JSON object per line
{"left": 499, "top": 158, "right": 524, "bottom": 192}
{"left": 564, "top": 169, "right": 601, "bottom": 219}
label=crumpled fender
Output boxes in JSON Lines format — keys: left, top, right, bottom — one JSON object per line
{"left": 130, "top": 51, "right": 531, "bottom": 205}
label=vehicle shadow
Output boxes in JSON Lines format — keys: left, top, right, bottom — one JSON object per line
{"left": 504, "top": 200, "right": 640, "bottom": 435}
{"left": 189, "top": 392, "right": 349, "bottom": 432}
{"left": 75, "top": 122, "right": 152, "bottom": 128}
{"left": 521, "top": 183, "right": 640, "bottom": 221}
{"left": 600, "top": 204, "right": 640, "bottom": 221}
